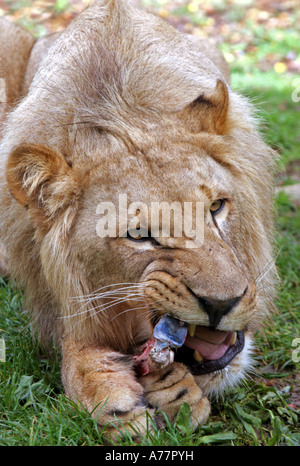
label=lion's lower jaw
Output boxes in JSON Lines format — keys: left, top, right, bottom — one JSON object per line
{"left": 194, "top": 333, "right": 254, "bottom": 398}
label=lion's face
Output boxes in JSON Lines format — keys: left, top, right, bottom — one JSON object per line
{"left": 58, "top": 131, "right": 259, "bottom": 395}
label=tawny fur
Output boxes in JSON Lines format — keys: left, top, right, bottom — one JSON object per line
{"left": 0, "top": 0, "right": 277, "bottom": 440}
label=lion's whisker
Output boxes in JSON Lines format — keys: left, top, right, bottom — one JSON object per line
{"left": 256, "top": 283, "right": 275, "bottom": 293}
{"left": 71, "top": 289, "right": 145, "bottom": 307}
{"left": 69, "top": 284, "right": 146, "bottom": 315}
{"left": 255, "top": 248, "right": 281, "bottom": 286}
{"left": 79, "top": 296, "right": 147, "bottom": 323}
{"left": 80, "top": 295, "right": 144, "bottom": 316}
{"left": 89, "top": 294, "right": 147, "bottom": 316}
{"left": 61, "top": 293, "right": 145, "bottom": 320}
{"left": 82, "top": 294, "right": 166, "bottom": 323}
{"left": 109, "top": 298, "right": 167, "bottom": 322}
{"left": 70, "top": 283, "right": 146, "bottom": 301}
{"left": 109, "top": 305, "right": 152, "bottom": 322}
{"left": 72, "top": 286, "right": 145, "bottom": 302}
{"left": 255, "top": 261, "right": 276, "bottom": 286}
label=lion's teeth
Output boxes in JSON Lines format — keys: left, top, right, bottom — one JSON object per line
{"left": 188, "top": 324, "right": 196, "bottom": 338}
{"left": 230, "top": 331, "right": 237, "bottom": 346}
{"left": 193, "top": 350, "right": 203, "bottom": 362}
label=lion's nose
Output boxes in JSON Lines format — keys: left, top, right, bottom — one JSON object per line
{"left": 197, "top": 295, "right": 242, "bottom": 328}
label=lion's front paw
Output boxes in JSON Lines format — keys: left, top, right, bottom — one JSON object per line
{"left": 61, "top": 339, "right": 155, "bottom": 443}
{"left": 101, "top": 407, "right": 155, "bottom": 444}
{"left": 86, "top": 374, "right": 154, "bottom": 443}
{"left": 140, "top": 362, "right": 210, "bottom": 430}
{"left": 67, "top": 365, "right": 154, "bottom": 443}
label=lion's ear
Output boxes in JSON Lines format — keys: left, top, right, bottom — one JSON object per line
{"left": 180, "top": 79, "right": 229, "bottom": 135}
{"left": 6, "top": 144, "right": 80, "bottom": 228}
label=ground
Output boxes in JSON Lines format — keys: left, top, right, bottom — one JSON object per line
{"left": 0, "top": 0, "right": 299, "bottom": 446}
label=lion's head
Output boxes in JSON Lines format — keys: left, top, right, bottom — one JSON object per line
{"left": 2, "top": 0, "right": 276, "bottom": 396}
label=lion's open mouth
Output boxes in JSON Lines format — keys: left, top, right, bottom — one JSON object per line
{"left": 176, "top": 325, "right": 245, "bottom": 375}
{"left": 136, "top": 315, "right": 245, "bottom": 377}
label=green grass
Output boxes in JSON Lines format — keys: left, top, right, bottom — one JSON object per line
{"left": 1, "top": 1, "right": 300, "bottom": 447}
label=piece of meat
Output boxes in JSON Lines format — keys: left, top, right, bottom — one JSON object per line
{"left": 134, "top": 315, "right": 187, "bottom": 376}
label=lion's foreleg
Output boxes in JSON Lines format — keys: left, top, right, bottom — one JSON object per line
{"left": 60, "top": 336, "right": 153, "bottom": 442}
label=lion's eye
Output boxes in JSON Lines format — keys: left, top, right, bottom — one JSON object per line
{"left": 210, "top": 199, "right": 225, "bottom": 215}
{"left": 127, "top": 228, "right": 160, "bottom": 246}
{"left": 127, "top": 227, "right": 149, "bottom": 241}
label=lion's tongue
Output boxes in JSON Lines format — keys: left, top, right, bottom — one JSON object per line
{"left": 184, "top": 327, "right": 234, "bottom": 361}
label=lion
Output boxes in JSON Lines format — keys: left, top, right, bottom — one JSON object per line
{"left": 0, "top": 0, "right": 276, "bottom": 441}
